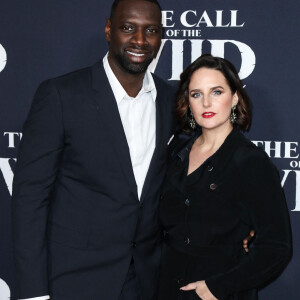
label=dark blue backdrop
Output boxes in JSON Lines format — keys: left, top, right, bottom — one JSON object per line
{"left": 1, "top": 0, "right": 299, "bottom": 299}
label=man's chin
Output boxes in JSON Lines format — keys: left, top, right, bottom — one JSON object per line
{"left": 125, "top": 63, "right": 149, "bottom": 74}
{"left": 121, "top": 56, "right": 153, "bottom": 74}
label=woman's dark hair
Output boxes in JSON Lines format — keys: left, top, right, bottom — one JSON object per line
{"left": 110, "top": 0, "right": 162, "bottom": 21}
{"left": 176, "top": 54, "right": 252, "bottom": 132}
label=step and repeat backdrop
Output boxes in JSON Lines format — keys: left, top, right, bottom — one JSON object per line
{"left": 0, "top": 0, "right": 299, "bottom": 299}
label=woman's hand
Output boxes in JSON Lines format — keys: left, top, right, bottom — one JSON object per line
{"left": 243, "top": 229, "right": 255, "bottom": 252}
{"left": 180, "top": 280, "right": 218, "bottom": 300}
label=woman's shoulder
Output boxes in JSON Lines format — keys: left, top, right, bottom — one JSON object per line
{"left": 233, "top": 131, "right": 276, "bottom": 171}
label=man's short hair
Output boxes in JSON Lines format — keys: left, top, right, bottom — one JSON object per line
{"left": 109, "top": 0, "right": 162, "bottom": 21}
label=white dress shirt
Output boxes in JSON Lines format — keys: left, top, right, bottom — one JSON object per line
{"left": 22, "top": 54, "right": 157, "bottom": 300}
{"left": 103, "top": 53, "right": 157, "bottom": 199}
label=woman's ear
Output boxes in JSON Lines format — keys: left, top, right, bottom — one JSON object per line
{"left": 232, "top": 92, "right": 239, "bottom": 106}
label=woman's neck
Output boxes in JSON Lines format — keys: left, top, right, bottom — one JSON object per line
{"left": 197, "top": 124, "right": 233, "bottom": 153}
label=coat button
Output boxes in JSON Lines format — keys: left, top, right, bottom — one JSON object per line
{"left": 184, "top": 237, "right": 190, "bottom": 245}
{"left": 139, "top": 202, "right": 144, "bottom": 208}
{"left": 207, "top": 164, "right": 214, "bottom": 171}
{"left": 176, "top": 278, "right": 184, "bottom": 285}
{"left": 184, "top": 198, "right": 190, "bottom": 206}
{"left": 131, "top": 241, "right": 136, "bottom": 248}
{"left": 160, "top": 194, "right": 164, "bottom": 200}
{"left": 210, "top": 183, "right": 217, "bottom": 190}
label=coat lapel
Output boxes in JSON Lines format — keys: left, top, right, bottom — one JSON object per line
{"left": 91, "top": 62, "right": 138, "bottom": 197}
{"left": 139, "top": 76, "right": 167, "bottom": 202}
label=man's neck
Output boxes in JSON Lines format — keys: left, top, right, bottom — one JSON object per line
{"left": 108, "top": 56, "right": 145, "bottom": 98}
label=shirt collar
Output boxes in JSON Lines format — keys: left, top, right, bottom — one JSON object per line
{"left": 103, "top": 52, "right": 157, "bottom": 105}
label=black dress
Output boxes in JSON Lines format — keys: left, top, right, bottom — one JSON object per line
{"left": 158, "top": 128, "right": 292, "bottom": 300}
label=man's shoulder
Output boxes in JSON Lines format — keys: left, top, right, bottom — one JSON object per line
{"left": 151, "top": 73, "right": 177, "bottom": 93}
{"left": 40, "top": 62, "right": 104, "bottom": 92}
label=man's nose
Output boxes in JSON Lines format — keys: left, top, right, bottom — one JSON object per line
{"left": 131, "top": 29, "right": 147, "bottom": 46}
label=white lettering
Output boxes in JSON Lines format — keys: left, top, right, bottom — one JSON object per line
{"left": 230, "top": 10, "right": 245, "bottom": 27}
{"left": 191, "top": 39, "right": 204, "bottom": 63}
{"left": 4, "top": 132, "right": 22, "bottom": 148}
{"left": 264, "top": 141, "right": 282, "bottom": 158}
{"left": 168, "top": 39, "right": 185, "bottom": 81}
{"left": 0, "top": 44, "right": 7, "bottom": 72}
{"left": 252, "top": 141, "right": 264, "bottom": 148}
{"left": 0, "top": 278, "right": 10, "bottom": 300}
{"left": 0, "top": 158, "right": 16, "bottom": 196}
{"left": 152, "top": 39, "right": 255, "bottom": 81}
{"left": 209, "top": 40, "right": 256, "bottom": 79}
{"left": 196, "top": 11, "right": 214, "bottom": 27}
{"left": 292, "top": 170, "right": 300, "bottom": 211}
{"left": 281, "top": 169, "right": 292, "bottom": 187}
{"left": 180, "top": 10, "right": 197, "bottom": 27}
{"left": 162, "top": 11, "right": 175, "bottom": 28}
{"left": 285, "top": 142, "right": 299, "bottom": 159}
{"left": 216, "top": 11, "right": 230, "bottom": 27}
{"left": 281, "top": 170, "right": 300, "bottom": 211}
{"left": 148, "top": 39, "right": 168, "bottom": 73}
{"left": 290, "top": 161, "right": 298, "bottom": 168}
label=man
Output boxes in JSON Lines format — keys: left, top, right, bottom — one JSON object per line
{"left": 12, "top": 0, "right": 175, "bottom": 299}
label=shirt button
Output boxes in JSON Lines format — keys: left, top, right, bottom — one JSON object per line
{"left": 184, "top": 199, "right": 190, "bottom": 206}
{"left": 184, "top": 237, "right": 190, "bottom": 245}
{"left": 210, "top": 183, "right": 217, "bottom": 190}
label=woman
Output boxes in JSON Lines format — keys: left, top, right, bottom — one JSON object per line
{"left": 158, "top": 54, "right": 292, "bottom": 300}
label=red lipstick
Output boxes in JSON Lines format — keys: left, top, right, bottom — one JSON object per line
{"left": 202, "top": 112, "right": 216, "bottom": 118}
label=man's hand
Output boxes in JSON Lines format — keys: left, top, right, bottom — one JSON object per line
{"left": 180, "top": 280, "right": 218, "bottom": 300}
{"left": 243, "top": 229, "right": 255, "bottom": 252}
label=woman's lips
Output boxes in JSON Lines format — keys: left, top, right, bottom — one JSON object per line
{"left": 202, "top": 112, "right": 216, "bottom": 118}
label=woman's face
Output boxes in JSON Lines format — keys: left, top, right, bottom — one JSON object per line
{"left": 188, "top": 67, "right": 238, "bottom": 132}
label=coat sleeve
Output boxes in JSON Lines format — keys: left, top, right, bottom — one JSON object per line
{"left": 205, "top": 150, "right": 292, "bottom": 300}
{"left": 12, "top": 80, "right": 64, "bottom": 299}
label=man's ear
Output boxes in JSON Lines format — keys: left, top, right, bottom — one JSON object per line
{"left": 105, "top": 18, "right": 111, "bottom": 42}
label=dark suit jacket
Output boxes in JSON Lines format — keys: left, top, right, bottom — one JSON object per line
{"left": 12, "top": 62, "right": 176, "bottom": 300}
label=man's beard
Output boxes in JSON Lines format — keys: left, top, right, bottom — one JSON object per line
{"left": 115, "top": 51, "right": 154, "bottom": 74}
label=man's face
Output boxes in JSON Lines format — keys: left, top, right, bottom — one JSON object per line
{"left": 105, "top": 0, "right": 162, "bottom": 75}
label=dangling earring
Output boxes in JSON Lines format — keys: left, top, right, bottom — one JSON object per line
{"left": 189, "top": 107, "right": 197, "bottom": 129}
{"left": 230, "top": 105, "right": 237, "bottom": 124}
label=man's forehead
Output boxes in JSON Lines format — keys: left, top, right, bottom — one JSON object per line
{"left": 113, "top": 0, "right": 161, "bottom": 22}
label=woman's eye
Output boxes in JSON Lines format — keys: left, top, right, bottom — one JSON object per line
{"left": 191, "top": 92, "right": 200, "bottom": 98}
{"left": 213, "top": 90, "right": 222, "bottom": 95}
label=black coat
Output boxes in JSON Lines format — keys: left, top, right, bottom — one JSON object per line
{"left": 12, "top": 62, "right": 176, "bottom": 300}
{"left": 158, "top": 128, "right": 292, "bottom": 300}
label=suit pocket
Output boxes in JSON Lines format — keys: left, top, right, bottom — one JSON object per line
{"left": 47, "top": 222, "right": 89, "bottom": 249}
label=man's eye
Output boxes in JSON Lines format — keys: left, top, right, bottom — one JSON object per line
{"left": 122, "top": 25, "right": 133, "bottom": 32}
{"left": 147, "top": 28, "right": 158, "bottom": 33}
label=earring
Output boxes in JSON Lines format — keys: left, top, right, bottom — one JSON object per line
{"left": 189, "top": 108, "right": 197, "bottom": 129}
{"left": 230, "top": 105, "right": 237, "bottom": 124}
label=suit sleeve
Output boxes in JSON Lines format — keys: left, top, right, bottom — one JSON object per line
{"left": 205, "top": 151, "right": 292, "bottom": 299}
{"left": 12, "top": 80, "right": 64, "bottom": 299}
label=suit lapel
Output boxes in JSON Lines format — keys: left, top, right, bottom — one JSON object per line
{"left": 91, "top": 62, "right": 138, "bottom": 197}
{"left": 140, "top": 76, "right": 166, "bottom": 202}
